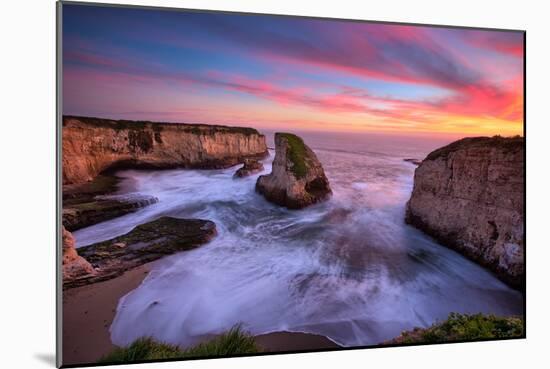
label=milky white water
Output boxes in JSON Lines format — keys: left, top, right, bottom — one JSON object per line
{"left": 73, "top": 131, "right": 523, "bottom": 348}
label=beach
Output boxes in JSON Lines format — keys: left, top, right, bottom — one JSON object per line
{"left": 62, "top": 264, "right": 152, "bottom": 365}
{"left": 63, "top": 261, "right": 340, "bottom": 365}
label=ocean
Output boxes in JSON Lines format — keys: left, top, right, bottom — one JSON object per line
{"left": 73, "top": 131, "right": 523, "bottom": 348}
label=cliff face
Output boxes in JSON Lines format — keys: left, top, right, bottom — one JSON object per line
{"left": 256, "top": 133, "right": 331, "bottom": 209}
{"left": 405, "top": 136, "right": 524, "bottom": 288}
{"left": 62, "top": 116, "right": 269, "bottom": 185}
{"left": 62, "top": 226, "right": 96, "bottom": 285}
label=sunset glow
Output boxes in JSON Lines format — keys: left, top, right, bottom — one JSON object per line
{"left": 63, "top": 5, "right": 524, "bottom": 137}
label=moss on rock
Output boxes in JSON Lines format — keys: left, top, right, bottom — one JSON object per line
{"left": 278, "top": 133, "right": 308, "bottom": 179}
{"left": 256, "top": 132, "right": 331, "bottom": 209}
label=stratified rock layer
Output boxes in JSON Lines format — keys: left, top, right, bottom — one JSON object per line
{"left": 256, "top": 133, "right": 331, "bottom": 209}
{"left": 63, "top": 217, "right": 217, "bottom": 289}
{"left": 405, "top": 136, "right": 524, "bottom": 289}
{"left": 62, "top": 174, "right": 160, "bottom": 231}
{"left": 62, "top": 116, "right": 268, "bottom": 185}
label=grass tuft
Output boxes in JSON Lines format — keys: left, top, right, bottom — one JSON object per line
{"left": 99, "top": 325, "right": 259, "bottom": 364}
{"left": 183, "top": 325, "right": 259, "bottom": 357}
{"left": 99, "top": 337, "right": 182, "bottom": 363}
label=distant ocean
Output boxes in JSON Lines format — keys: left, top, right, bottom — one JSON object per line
{"left": 74, "top": 131, "right": 523, "bottom": 348}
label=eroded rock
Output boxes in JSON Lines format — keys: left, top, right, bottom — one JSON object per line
{"left": 234, "top": 159, "right": 264, "bottom": 178}
{"left": 256, "top": 133, "right": 331, "bottom": 209}
{"left": 405, "top": 136, "right": 524, "bottom": 289}
{"left": 62, "top": 175, "right": 158, "bottom": 231}
{"left": 62, "top": 226, "right": 96, "bottom": 284}
{"left": 63, "top": 217, "right": 217, "bottom": 289}
{"left": 62, "top": 116, "right": 268, "bottom": 185}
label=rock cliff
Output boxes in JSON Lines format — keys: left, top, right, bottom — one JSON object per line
{"left": 405, "top": 136, "right": 524, "bottom": 288}
{"left": 256, "top": 133, "right": 331, "bottom": 209}
{"left": 62, "top": 226, "right": 96, "bottom": 284}
{"left": 62, "top": 116, "right": 268, "bottom": 185}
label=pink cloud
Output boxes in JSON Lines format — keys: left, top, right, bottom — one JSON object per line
{"left": 463, "top": 30, "right": 524, "bottom": 57}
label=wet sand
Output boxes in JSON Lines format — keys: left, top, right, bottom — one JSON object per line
{"left": 62, "top": 263, "right": 152, "bottom": 366}
{"left": 255, "top": 331, "right": 340, "bottom": 352}
{"left": 62, "top": 261, "right": 340, "bottom": 366}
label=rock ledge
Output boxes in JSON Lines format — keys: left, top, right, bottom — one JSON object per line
{"left": 63, "top": 217, "right": 216, "bottom": 289}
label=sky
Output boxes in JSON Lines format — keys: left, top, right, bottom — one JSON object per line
{"left": 62, "top": 4, "right": 524, "bottom": 137}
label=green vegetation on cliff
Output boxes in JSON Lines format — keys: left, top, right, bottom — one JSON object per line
{"left": 99, "top": 326, "right": 259, "bottom": 364}
{"left": 63, "top": 115, "right": 261, "bottom": 136}
{"left": 278, "top": 133, "right": 308, "bottom": 178}
{"left": 425, "top": 135, "right": 524, "bottom": 161}
{"left": 387, "top": 313, "right": 524, "bottom": 345}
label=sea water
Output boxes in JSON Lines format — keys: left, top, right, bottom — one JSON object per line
{"left": 73, "top": 131, "right": 523, "bottom": 348}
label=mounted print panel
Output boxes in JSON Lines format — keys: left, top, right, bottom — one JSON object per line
{"left": 57, "top": 1, "right": 525, "bottom": 367}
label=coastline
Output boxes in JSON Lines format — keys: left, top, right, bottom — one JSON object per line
{"left": 255, "top": 331, "right": 340, "bottom": 352}
{"left": 62, "top": 261, "right": 340, "bottom": 366}
{"left": 59, "top": 129, "right": 523, "bottom": 365}
{"left": 62, "top": 263, "right": 153, "bottom": 365}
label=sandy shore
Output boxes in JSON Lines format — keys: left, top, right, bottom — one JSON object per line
{"left": 62, "top": 262, "right": 340, "bottom": 366}
{"left": 255, "top": 331, "right": 340, "bottom": 352}
{"left": 62, "top": 263, "right": 152, "bottom": 366}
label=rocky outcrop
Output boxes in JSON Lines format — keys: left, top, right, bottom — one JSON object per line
{"left": 405, "top": 136, "right": 524, "bottom": 288}
{"left": 64, "top": 217, "right": 216, "bottom": 289}
{"left": 63, "top": 194, "right": 158, "bottom": 231}
{"left": 234, "top": 159, "right": 264, "bottom": 178}
{"left": 62, "top": 116, "right": 268, "bottom": 185}
{"left": 256, "top": 133, "right": 331, "bottom": 209}
{"left": 62, "top": 226, "right": 96, "bottom": 284}
{"left": 62, "top": 174, "right": 158, "bottom": 231}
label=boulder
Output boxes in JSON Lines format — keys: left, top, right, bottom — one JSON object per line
{"left": 234, "top": 159, "right": 264, "bottom": 178}
{"left": 405, "top": 136, "right": 524, "bottom": 289}
{"left": 256, "top": 133, "right": 331, "bottom": 209}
